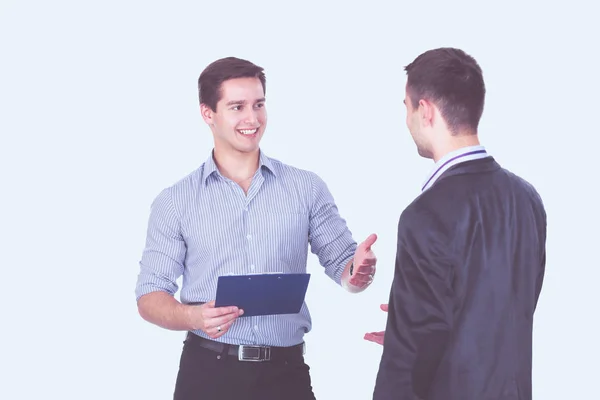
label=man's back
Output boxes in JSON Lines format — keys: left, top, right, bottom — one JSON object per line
{"left": 417, "top": 157, "right": 546, "bottom": 398}
{"left": 374, "top": 157, "right": 546, "bottom": 400}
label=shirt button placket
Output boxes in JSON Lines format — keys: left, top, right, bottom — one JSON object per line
{"left": 244, "top": 202, "right": 254, "bottom": 274}
{"left": 245, "top": 201, "right": 258, "bottom": 343}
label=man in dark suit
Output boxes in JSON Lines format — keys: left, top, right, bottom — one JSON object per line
{"left": 366, "top": 48, "right": 547, "bottom": 400}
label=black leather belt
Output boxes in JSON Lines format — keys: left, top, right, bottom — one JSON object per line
{"left": 185, "top": 331, "right": 305, "bottom": 362}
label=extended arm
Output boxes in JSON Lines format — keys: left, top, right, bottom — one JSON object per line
{"left": 307, "top": 172, "right": 377, "bottom": 293}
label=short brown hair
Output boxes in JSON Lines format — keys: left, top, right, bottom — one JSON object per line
{"left": 198, "top": 57, "right": 266, "bottom": 111}
{"left": 404, "top": 48, "right": 485, "bottom": 135}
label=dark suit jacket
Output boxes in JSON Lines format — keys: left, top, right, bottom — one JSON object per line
{"left": 373, "top": 157, "right": 546, "bottom": 400}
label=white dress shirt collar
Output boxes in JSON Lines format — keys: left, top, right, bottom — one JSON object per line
{"left": 422, "top": 145, "right": 489, "bottom": 192}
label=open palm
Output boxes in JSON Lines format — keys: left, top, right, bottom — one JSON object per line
{"left": 364, "top": 304, "right": 388, "bottom": 345}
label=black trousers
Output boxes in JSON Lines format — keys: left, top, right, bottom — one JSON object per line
{"left": 173, "top": 334, "right": 316, "bottom": 400}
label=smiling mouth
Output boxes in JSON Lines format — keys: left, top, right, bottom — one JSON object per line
{"left": 238, "top": 128, "right": 258, "bottom": 136}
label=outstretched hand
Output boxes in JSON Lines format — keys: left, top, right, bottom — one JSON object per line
{"left": 349, "top": 233, "right": 378, "bottom": 288}
{"left": 364, "top": 303, "right": 388, "bottom": 345}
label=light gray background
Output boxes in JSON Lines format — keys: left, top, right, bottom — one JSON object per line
{"left": 1, "top": 1, "right": 598, "bottom": 399}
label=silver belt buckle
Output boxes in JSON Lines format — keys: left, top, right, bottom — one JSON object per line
{"left": 238, "top": 345, "right": 271, "bottom": 362}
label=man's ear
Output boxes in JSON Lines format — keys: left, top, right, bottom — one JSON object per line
{"left": 418, "top": 99, "right": 435, "bottom": 128}
{"left": 200, "top": 103, "right": 214, "bottom": 125}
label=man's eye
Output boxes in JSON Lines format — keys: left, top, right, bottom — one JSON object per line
{"left": 255, "top": 103, "right": 264, "bottom": 109}
{"left": 232, "top": 106, "right": 241, "bottom": 111}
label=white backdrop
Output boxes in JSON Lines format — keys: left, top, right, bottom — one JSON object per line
{"left": 1, "top": 1, "right": 598, "bottom": 399}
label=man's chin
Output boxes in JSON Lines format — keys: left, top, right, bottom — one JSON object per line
{"left": 416, "top": 147, "right": 434, "bottom": 160}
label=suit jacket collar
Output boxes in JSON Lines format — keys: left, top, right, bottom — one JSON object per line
{"left": 434, "top": 156, "right": 501, "bottom": 187}
{"left": 422, "top": 145, "right": 490, "bottom": 192}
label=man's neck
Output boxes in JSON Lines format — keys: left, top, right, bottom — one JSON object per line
{"left": 432, "top": 134, "right": 481, "bottom": 163}
{"left": 213, "top": 147, "right": 260, "bottom": 182}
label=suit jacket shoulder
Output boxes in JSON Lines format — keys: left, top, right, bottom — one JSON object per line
{"left": 399, "top": 157, "right": 546, "bottom": 249}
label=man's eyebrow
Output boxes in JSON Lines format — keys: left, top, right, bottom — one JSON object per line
{"left": 225, "top": 98, "right": 266, "bottom": 106}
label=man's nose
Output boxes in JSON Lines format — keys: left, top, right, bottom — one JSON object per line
{"left": 243, "top": 109, "right": 259, "bottom": 125}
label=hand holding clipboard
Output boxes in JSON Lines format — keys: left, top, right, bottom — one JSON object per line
{"left": 185, "top": 300, "right": 244, "bottom": 340}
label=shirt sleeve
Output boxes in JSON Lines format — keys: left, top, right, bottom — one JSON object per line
{"left": 307, "top": 172, "right": 357, "bottom": 285}
{"left": 135, "top": 187, "right": 187, "bottom": 301}
{"left": 373, "top": 207, "right": 454, "bottom": 400}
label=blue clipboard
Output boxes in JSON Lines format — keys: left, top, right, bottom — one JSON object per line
{"left": 214, "top": 273, "right": 311, "bottom": 317}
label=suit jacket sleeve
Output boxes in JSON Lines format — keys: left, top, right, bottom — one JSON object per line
{"left": 373, "top": 207, "right": 455, "bottom": 400}
{"left": 534, "top": 202, "right": 547, "bottom": 309}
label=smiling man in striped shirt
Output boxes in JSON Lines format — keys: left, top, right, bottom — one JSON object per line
{"left": 135, "top": 57, "right": 378, "bottom": 400}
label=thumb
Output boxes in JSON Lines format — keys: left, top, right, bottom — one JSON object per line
{"left": 360, "top": 233, "right": 378, "bottom": 251}
{"left": 380, "top": 303, "right": 388, "bottom": 312}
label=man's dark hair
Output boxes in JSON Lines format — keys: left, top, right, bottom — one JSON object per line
{"left": 404, "top": 47, "right": 485, "bottom": 135}
{"left": 198, "top": 57, "right": 266, "bottom": 111}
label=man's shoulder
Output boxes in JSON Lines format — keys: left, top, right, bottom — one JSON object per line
{"left": 400, "top": 164, "right": 545, "bottom": 229}
{"left": 400, "top": 196, "right": 444, "bottom": 229}
{"left": 501, "top": 166, "right": 545, "bottom": 204}
{"left": 396, "top": 197, "right": 455, "bottom": 252}
{"left": 398, "top": 181, "right": 471, "bottom": 239}
{"left": 264, "top": 155, "right": 323, "bottom": 186}
{"left": 149, "top": 164, "right": 205, "bottom": 206}
{"left": 403, "top": 183, "right": 459, "bottom": 221}
{"left": 425, "top": 160, "right": 543, "bottom": 204}
{"left": 168, "top": 165, "right": 205, "bottom": 192}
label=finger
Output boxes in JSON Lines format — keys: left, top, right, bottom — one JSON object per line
{"left": 208, "top": 318, "right": 236, "bottom": 339}
{"left": 380, "top": 304, "right": 388, "bottom": 312}
{"left": 354, "top": 261, "right": 376, "bottom": 270}
{"left": 354, "top": 265, "right": 376, "bottom": 275}
{"left": 204, "top": 314, "right": 238, "bottom": 335}
{"left": 359, "top": 233, "right": 378, "bottom": 251}
{"left": 353, "top": 265, "right": 376, "bottom": 275}
{"left": 365, "top": 332, "right": 385, "bottom": 340}
{"left": 205, "top": 312, "right": 242, "bottom": 331}
{"left": 352, "top": 274, "right": 373, "bottom": 284}
{"left": 359, "top": 257, "right": 377, "bottom": 265}
{"left": 353, "top": 256, "right": 377, "bottom": 271}
{"left": 350, "top": 274, "right": 374, "bottom": 285}
{"left": 204, "top": 305, "right": 240, "bottom": 318}
{"left": 350, "top": 275, "right": 369, "bottom": 286}
{"left": 349, "top": 278, "right": 373, "bottom": 287}
{"left": 364, "top": 332, "right": 385, "bottom": 345}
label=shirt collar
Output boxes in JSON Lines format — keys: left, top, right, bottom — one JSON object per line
{"left": 421, "top": 145, "right": 488, "bottom": 192}
{"left": 201, "top": 149, "right": 277, "bottom": 185}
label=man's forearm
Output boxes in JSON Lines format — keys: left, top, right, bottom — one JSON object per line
{"left": 137, "top": 291, "right": 195, "bottom": 331}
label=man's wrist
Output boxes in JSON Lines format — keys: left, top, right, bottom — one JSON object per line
{"left": 180, "top": 303, "right": 198, "bottom": 331}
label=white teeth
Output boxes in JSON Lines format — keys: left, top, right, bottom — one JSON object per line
{"left": 239, "top": 129, "right": 257, "bottom": 135}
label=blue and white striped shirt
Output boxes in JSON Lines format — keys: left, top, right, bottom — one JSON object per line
{"left": 135, "top": 150, "right": 357, "bottom": 347}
